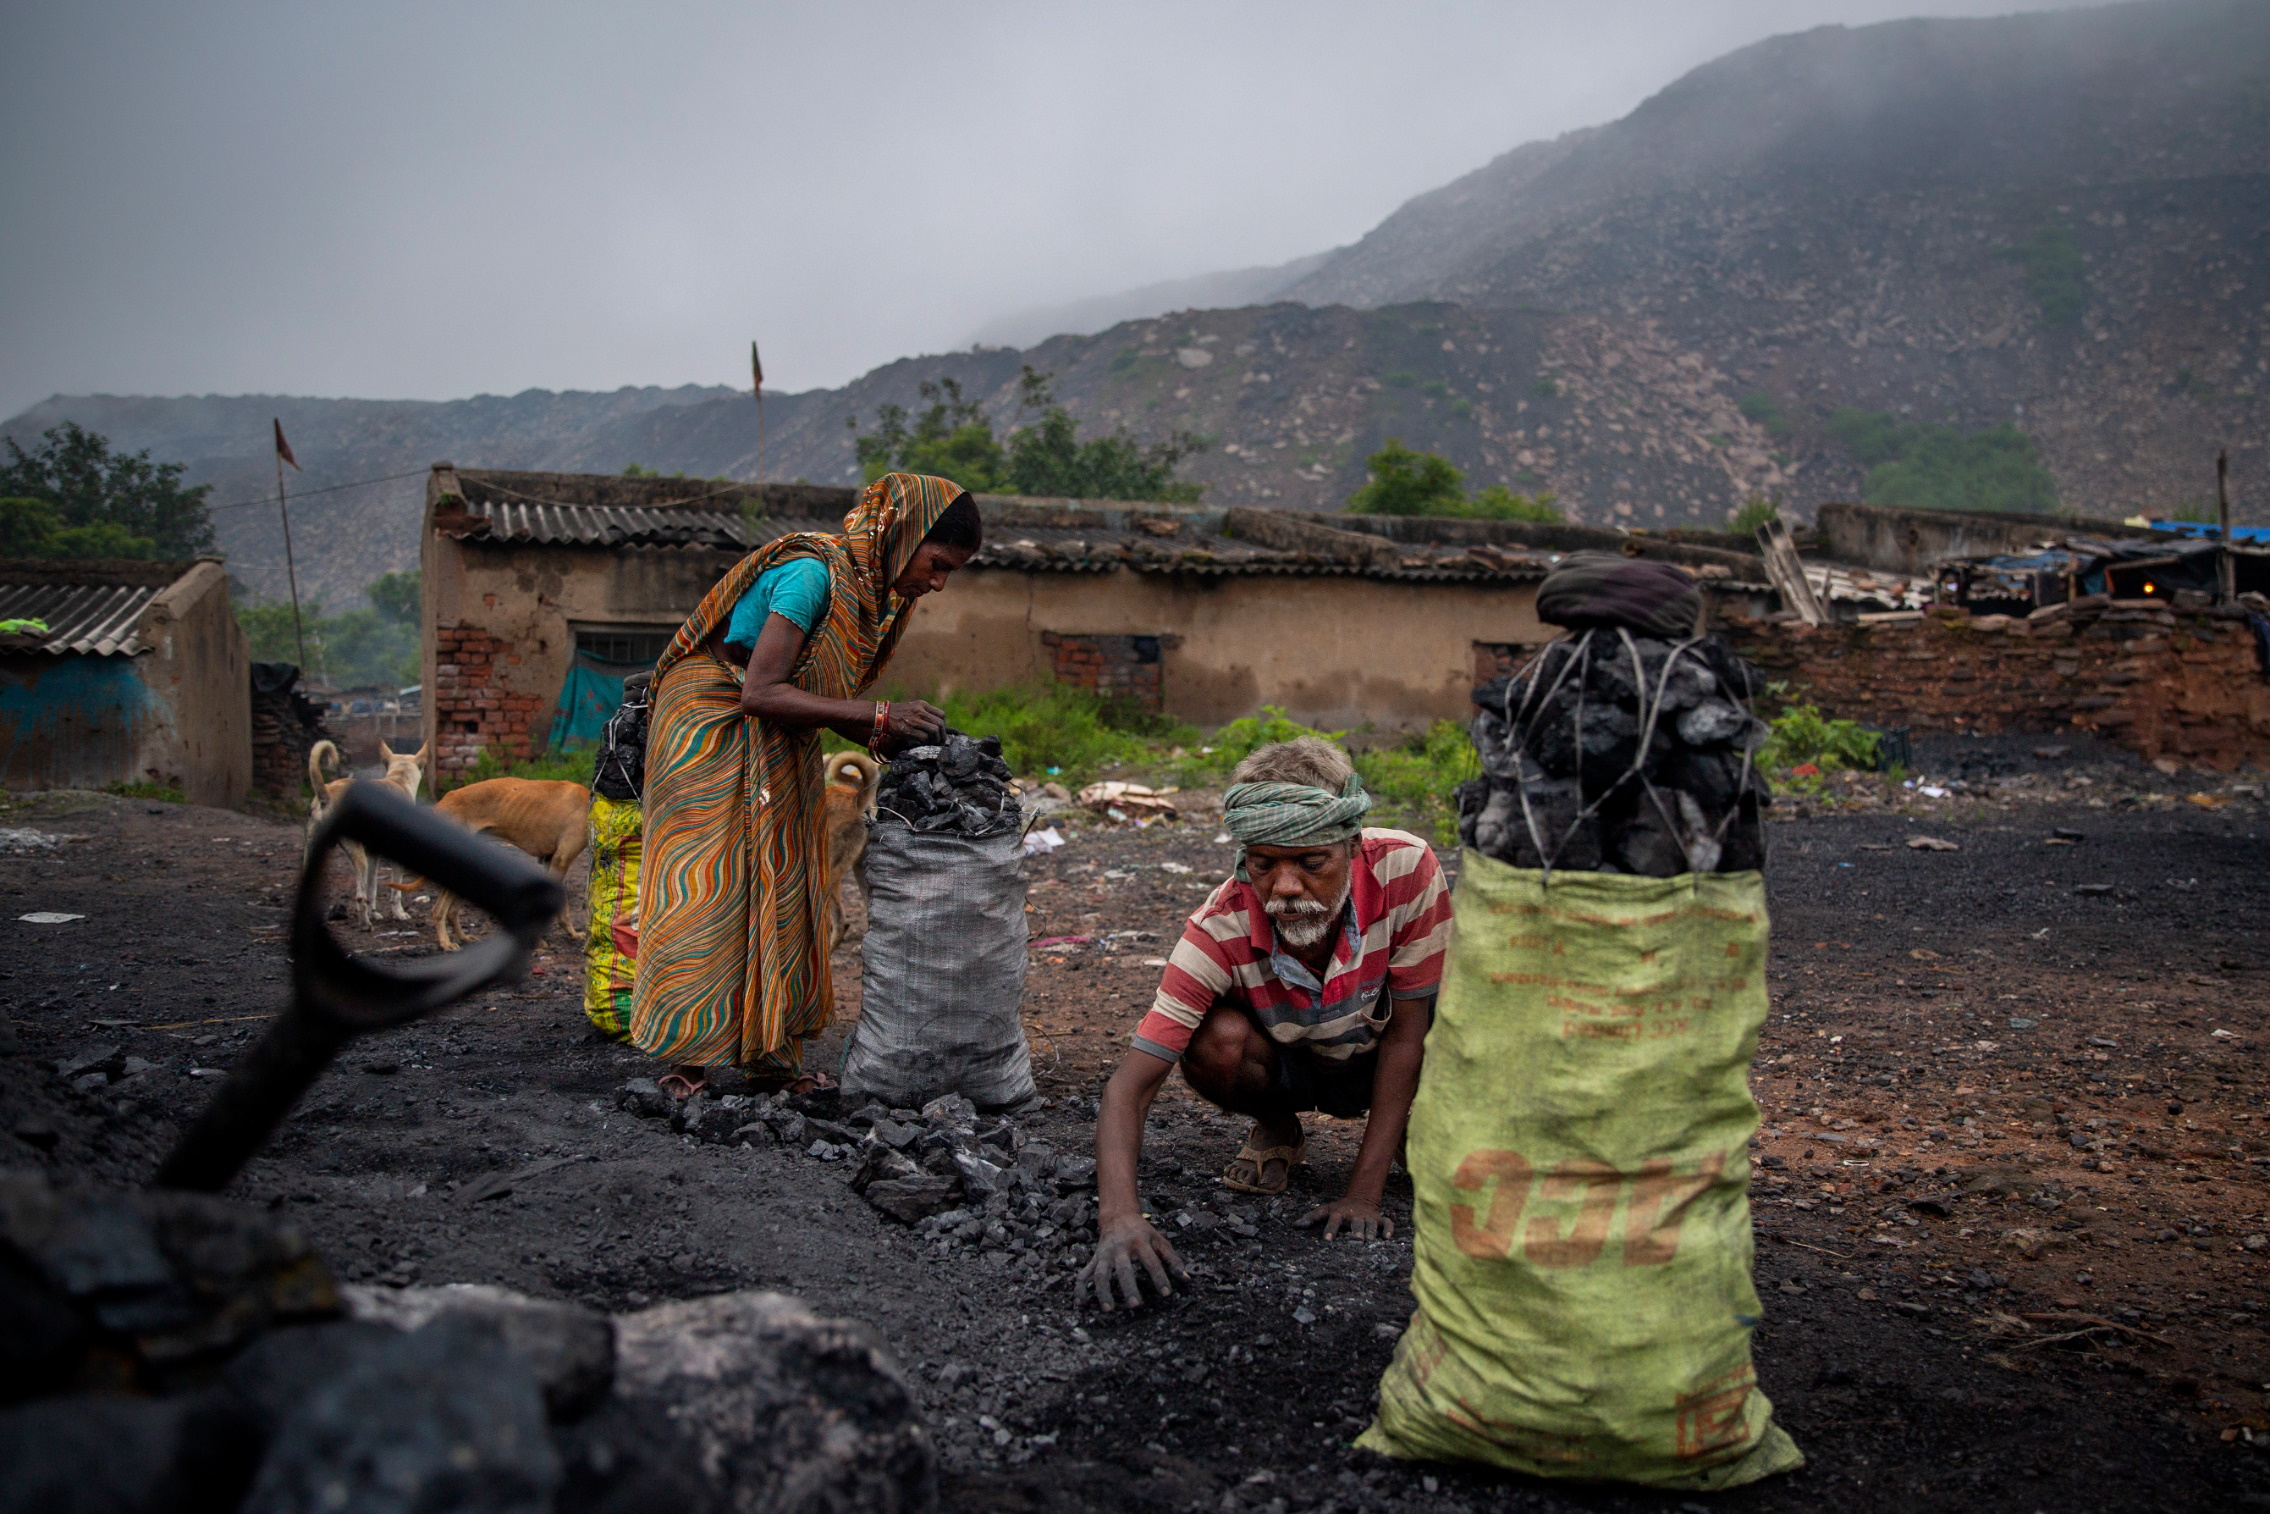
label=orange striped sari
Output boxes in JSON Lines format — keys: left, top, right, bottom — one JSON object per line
{"left": 628, "top": 472, "right": 963, "bottom": 1073}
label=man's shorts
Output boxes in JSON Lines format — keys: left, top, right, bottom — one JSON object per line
{"left": 1272, "top": 1039, "right": 1378, "bottom": 1120}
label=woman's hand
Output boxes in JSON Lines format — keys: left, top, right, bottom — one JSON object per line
{"left": 880, "top": 699, "right": 947, "bottom": 749}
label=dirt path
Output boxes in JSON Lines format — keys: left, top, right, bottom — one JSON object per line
{"left": 1, "top": 763, "right": 2264, "bottom": 1512}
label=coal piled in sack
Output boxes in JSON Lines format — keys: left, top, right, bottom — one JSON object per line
{"left": 874, "top": 731, "right": 1019, "bottom": 837}
{"left": 1460, "top": 629, "right": 1772, "bottom": 875}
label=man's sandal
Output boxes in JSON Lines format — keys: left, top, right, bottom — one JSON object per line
{"left": 1222, "top": 1127, "right": 1304, "bottom": 1195}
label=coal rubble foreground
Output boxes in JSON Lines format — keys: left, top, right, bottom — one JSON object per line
{"left": 620, "top": 1084, "right": 1104, "bottom": 1265}
{"left": 875, "top": 733, "right": 1020, "bottom": 838}
{"left": 1460, "top": 630, "right": 1775, "bottom": 875}
{"left": 0, "top": 1166, "right": 934, "bottom": 1514}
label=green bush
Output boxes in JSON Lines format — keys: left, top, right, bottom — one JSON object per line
{"left": 1757, "top": 703, "right": 1880, "bottom": 783}
{"left": 1346, "top": 441, "right": 1560, "bottom": 522}
{"left": 1729, "top": 496, "right": 1781, "bottom": 534}
{"left": 1737, "top": 392, "right": 1791, "bottom": 437}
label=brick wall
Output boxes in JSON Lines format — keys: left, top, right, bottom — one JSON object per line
{"left": 432, "top": 621, "right": 543, "bottom": 782}
{"left": 1721, "top": 602, "right": 2270, "bottom": 771}
{"left": 1042, "top": 632, "right": 1168, "bottom": 712}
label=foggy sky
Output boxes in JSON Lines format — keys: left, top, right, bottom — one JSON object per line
{"left": 0, "top": 0, "right": 2108, "bottom": 419}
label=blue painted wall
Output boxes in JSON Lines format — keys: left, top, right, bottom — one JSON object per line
{"left": 0, "top": 656, "right": 164, "bottom": 791}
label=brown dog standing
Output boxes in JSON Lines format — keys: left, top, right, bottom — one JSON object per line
{"left": 418, "top": 777, "right": 592, "bottom": 951}
{"left": 822, "top": 751, "right": 880, "bottom": 953}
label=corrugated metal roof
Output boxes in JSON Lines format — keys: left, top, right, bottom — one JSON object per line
{"left": 439, "top": 488, "right": 1553, "bottom": 582}
{"left": 0, "top": 580, "right": 158, "bottom": 655}
{"left": 443, "top": 496, "right": 752, "bottom": 548}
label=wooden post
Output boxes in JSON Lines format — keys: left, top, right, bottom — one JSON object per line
{"left": 2217, "top": 448, "right": 2236, "bottom": 603}
{"left": 1755, "top": 517, "right": 1827, "bottom": 625}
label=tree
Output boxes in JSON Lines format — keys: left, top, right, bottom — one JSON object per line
{"left": 0, "top": 422, "right": 214, "bottom": 559}
{"left": 1346, "top": 440, "right": 1560, "bottom": 522}
{"left": 848, "top": 378, "right": 1009, "bottom": 494}
{"left": 367, "top": 568, "right": 421, "bottom": 624}
{"left": 235, "top": 570, "right": 421, "bottom": 687}
{"left": 1827, "top": 409, "right": 2058, "bottom": 514}
{"left": 846, "top": 367, "right": 1205, "bottom": 502}
{"left": 1002, "top": 369, "right": 1205, "bottom": 502}
{"left": 0, "top": 497, "right": 158, "bottom": 559}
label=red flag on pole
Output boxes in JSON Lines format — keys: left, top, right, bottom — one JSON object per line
{"left": 751, "top": 340, "right": 764, "bottom": 394}
{"left": 273, "top": 418, "right": 300, "bottom": 472}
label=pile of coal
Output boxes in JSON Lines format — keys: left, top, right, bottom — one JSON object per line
{"left": 874, "top": 730, "right": 1019, "bottom": 837}
{"left": 618, "top": 1082, "right": 1101, "bottom": 1259}
{"left": 0, "top": 1166, "right": 933, "bottom": 1514}
{"left": 1459, "top": 630, "right": 1773, "bottom": 875}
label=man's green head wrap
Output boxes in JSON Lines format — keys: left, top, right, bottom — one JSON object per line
{"left": 1221, "top": 771, "right": 1372, "bottom": 852}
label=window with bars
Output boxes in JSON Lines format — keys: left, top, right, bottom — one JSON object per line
{"left": 572, "top": 626, "right": 678, "bottom": 667}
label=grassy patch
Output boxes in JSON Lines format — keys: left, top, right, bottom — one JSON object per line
{"left": 106, "top": 781, "right": 185, "bottom": 804}
{"left": 852, "top": 688, "right": 1481, "bottom": 841}
{"left": 455, "top": 743, "right": 598, "bottom": 790}
{"left": 1997, "top": 224, "right": 2085, "bottom": 328}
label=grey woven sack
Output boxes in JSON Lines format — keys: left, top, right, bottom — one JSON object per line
{"left": 841, "top": 823, "right": 1035, "bottom": 1110}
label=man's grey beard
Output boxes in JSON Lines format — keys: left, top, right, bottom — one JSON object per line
{"left": 1267, "top": 883, "right": 1351, "bottom": 949}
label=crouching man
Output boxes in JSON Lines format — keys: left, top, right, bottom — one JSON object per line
{"left": 1080, "top": 737, "right": 1452, "bottom": 1310}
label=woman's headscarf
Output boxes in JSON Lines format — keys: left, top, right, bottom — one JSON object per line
{"left": 840, "top": 471, "right": 967, "bottom": 618}
{"left": 654, "top": 471, "right": 967, "bottom": 686}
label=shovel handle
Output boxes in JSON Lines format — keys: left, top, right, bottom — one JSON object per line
{"left": 156, "top": 782, "right": 565, "bottom": 1192}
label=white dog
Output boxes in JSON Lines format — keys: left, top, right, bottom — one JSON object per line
{"left": 306, "top": 739, "right": 429, "bottom": 927}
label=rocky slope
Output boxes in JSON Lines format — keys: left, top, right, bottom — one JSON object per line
{"left": 9, "top": 0, "right": 2266, "bottom": 606}
{"left": 1281, "top": 0, "right": 2270, "bottom": 520}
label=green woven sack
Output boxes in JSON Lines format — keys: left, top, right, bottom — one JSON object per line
{"left": 1359, "top": 854, "right": 1803, "bottom": 1488}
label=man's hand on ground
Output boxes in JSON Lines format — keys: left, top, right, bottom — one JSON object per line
{"left": 1080, "top": 1215, "right": 1189, "bottom": 1310}
{"left": 1298, "top": 1196, "right": 1394, "bottom": 1241}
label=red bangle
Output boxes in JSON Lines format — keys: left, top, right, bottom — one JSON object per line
{"left": 870, "top": 700, "right": 889, "bottom": 753}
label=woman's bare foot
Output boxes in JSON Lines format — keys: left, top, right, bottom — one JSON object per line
{"left": 657, "top": 1067, "right": 707, "bottom": 1100}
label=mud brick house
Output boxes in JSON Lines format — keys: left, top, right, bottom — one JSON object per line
{"left": 0, "top": 558, "right": 251, "bottom": 804}
{"left": 420, "top": 466, "right": 1781, "bottom": 784}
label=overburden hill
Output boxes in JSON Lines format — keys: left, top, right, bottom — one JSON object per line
{"left": 7, "top": 0, "right": 2264, "bottom": 605}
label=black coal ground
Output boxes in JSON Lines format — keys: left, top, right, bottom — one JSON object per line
{"left": 0, "top": 751, "right": 2264, "bottom": 1513}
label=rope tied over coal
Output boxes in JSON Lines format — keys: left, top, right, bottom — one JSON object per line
{"left": 1220, "top": 772, "right": 1372, "bottom": 849}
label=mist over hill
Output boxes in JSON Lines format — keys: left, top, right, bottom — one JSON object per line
{"left": 9, "top": 0, "right": 2264, "bottom": 607}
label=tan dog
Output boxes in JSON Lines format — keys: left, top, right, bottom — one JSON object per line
{"left": 823, "top": 751, "right": 881, "bottom": 953}
{"left": 419, "top": 777, "right": 593, "bottom": 952}
{"left": 306, "top": 739, "right": 429, "bottom": 928}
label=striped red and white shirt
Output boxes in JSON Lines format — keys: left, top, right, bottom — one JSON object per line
{"left": 1132, "top": 828, "right": 1452, "bottom": 1064}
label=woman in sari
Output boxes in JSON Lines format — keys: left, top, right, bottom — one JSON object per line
{"left": 630, "top": 471, "right": 981, "bottom": 1096}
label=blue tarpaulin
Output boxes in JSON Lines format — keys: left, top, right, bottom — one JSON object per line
{"left": 549, "top": 655, "right": 642, "bottom": 751}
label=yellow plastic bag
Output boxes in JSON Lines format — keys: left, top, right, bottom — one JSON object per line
{"left": 583, "top": 796, "right": 643, "bottom": 1040}
{"left": 1359, "top": 853, "right": 1802, "bottom": 1488}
